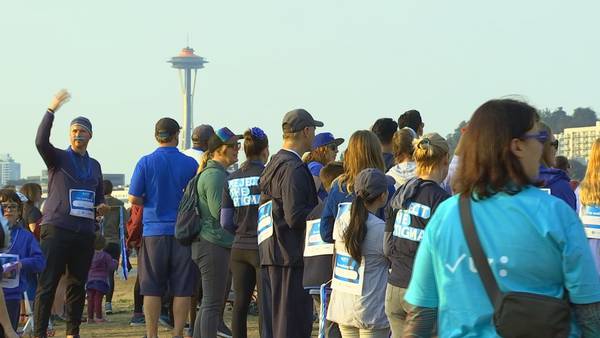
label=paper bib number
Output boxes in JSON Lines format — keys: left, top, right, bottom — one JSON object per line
{"left": 257, "top": 201, "right": 274, "bottom": 245}
{"left": 69, "top": 189, "right": 95, "bottom": 219}
{"left": 304, "top": 219, "right": 334, "bottom": 257}
{"left": 581, "top": 205, "right": 600, "bottom": 239}
{"left": 331, "top": 251, "right": 365, "bottom": 296}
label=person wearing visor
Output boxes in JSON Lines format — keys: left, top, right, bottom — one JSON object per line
{"left": 304, "top": 132, "right": 344, "bottom": 201}
{"left": 183, "top": 124, "right": 215, "bottom": 164}
{"left": 259, "top": 109, "right": 322, "bottom": 338}
{"left": 129, "top": 117, "right": 198, "bottom": 338}
{"left": 34, "top": 90, "right": 109, "bottom": 338}
{"left": 191, "top": 127, "right": 242, "bottom": 338}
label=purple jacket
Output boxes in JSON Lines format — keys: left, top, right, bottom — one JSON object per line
{"left": 36, "top": 111, "right": 104, "bottom": 233}
{"left": 87, "top": 250, "right": 117, "bottom": 283}
{"left": 538, "top": 165, "right": 576, "bottom": 210}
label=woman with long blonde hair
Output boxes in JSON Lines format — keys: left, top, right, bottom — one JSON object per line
{"left": 320, "top": 130, "right": 390, "bottom": 243}
{"left": 578, "top": 138, "right": 600, "bottom": 274}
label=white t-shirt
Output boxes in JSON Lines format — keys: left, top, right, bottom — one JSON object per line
{"left": 182, "top": 148, "right": 204, "bottom": 164}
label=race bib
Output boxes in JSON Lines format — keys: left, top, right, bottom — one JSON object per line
{"left": 331, "top": 250, "right": 365, "bottom": 296}
{"left": 304, "top": 219, "right": 334, "bottom": 257}
{"left": 69, "top": 189, "right": 95, "bottom": 219}
{"left": 257, "top": 201, "right": 274, "bottom": 245}
{"left": 581, "top": 205, "right": 600, "bottom": 239}
{"left": 0, "top": 254, "right": 20, "bottom": 289}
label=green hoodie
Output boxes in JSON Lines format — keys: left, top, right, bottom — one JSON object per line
{"left": 196, "top": 160, "right": 234, "bottom": 248}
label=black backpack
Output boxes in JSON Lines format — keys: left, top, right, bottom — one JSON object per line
{"left": 175, "top": 171, "right": 204, "bottom": 246}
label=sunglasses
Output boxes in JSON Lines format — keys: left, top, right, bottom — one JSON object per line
{"left": 521, "top": 130, "right": 549, "bottom": 145}
{"left": 327, "top": 144, "right": 338, "bottom": 152}
{"left": 0, "top": 203, "right": 19, "bottom": 211}
{"left": 550, "top": 140, "right": 559, "bottom": 150}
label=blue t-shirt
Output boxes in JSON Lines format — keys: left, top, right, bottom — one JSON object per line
{"left": 405, "top": 187, "right": 600, "bottom": 338}
{"left": 129, "top": 147, "right": 198, "bottom": 236}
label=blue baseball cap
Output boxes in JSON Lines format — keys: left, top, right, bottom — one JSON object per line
{"left": 312, "top": 132, "right": 344, "bottom": 149}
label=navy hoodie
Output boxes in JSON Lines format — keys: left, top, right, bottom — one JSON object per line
{"left": 384, "top": 178, "right": 449, "bottom": 288}
{"left": 538, "top": 166, "right": 576, "bottom": 210}
{"left": 259, "top": 150, "right": 318, "bottom": 267}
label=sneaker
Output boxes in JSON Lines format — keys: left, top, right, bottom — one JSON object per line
{"left": 159, "top": 314, "right": 174, "bottom": 329}
{"left": 105, "top": 302, "right": 113, "bottom": 315}
{"left": 217, "top": 321, "right": 232, "bottom": 338}
{"left": 129, "top": 315, "right": 146, "bottom": 326}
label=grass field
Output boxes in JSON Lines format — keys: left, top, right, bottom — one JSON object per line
{"left": 47, "top": 259, "right": 317, "bottom": 338}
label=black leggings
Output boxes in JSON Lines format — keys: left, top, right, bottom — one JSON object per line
{"left": 103, "top": 242, "right": 120, "bottom": 303}
{"left": 230, "top": 248, "right": 261, "bottom": 338}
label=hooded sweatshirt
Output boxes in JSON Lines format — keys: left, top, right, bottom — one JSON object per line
{"left": 386, "top": 161, "right": 417, "bottom": 189}
{"left": 384, "top": 178, "right": 449, "bottom": 288}
{"left": 259, "top": 149, "right": 318, "bottom": 267}
{"left": 538, "top": 166, "right": 576, "bottom": 210}
{"left": 2, "top": 221, "right": 46, "bottom": 300}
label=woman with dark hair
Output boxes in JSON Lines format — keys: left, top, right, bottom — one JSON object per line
{"left": 0, "top": 189, "right": 45, "bottom": 336}
{"left": 193, "top": 127, "right": 241, "bottom": 338}
{"left": 220, "top": 127, "right": 269, "bottom": 338}
{"left": 386, "top": 129, "right": 416, "bottom": 189}
{"left": 402, "top": 99, "right": 600, "bottom": 337}
{"left": 19, "top": 183, "right": 42, "bottom": 238}
{"left": 305, "top": 132, "right": 344, "bottom": 201}
{"left": 326, "top": 168, "right": 392, "bottom": 337}
{"left": 538, "top": 122, "right": 577, "bottom": 210}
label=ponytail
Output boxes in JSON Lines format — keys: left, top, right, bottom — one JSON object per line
{"left": 198, "top": 150, "right": 213, "bottom": 172}
{"left": 343, "top": 194, "right": 369, "bottom": 264}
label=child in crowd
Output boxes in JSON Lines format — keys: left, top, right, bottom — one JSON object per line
{"left": 86, "top": 234, "right": 117, "bottom": 324}
{"left": 303, "top": 161, "right": 345, "bottom": 338}
{"left": 0, "top": 189, "right": 46, "bottom": 335}
{"left": 327, "top": 168, "right": 393, "bottom": 338}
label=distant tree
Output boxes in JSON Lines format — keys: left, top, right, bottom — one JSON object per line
{"left": 571, "top": 107, "right": 598, "bottom": 128}
{"left": 540, "top": 107, "right": 598, "bottom": 134}
{"left": 446, "top": 120, "right": 468, "bottom": 156}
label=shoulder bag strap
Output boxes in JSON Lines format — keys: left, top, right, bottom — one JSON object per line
{"left": 459, "top": 194, "right": 502, "bottom": 308}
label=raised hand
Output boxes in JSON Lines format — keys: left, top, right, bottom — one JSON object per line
{"left": 48, "top": 89, "right": 71, "bottom": 112}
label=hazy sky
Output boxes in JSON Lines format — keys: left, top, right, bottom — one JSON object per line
{"left": 1, "top": 1, "right": 599, "bottom": 180}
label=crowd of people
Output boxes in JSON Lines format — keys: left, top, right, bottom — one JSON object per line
{"left": 0, "top": 90, "right": 599, "bottom": 338}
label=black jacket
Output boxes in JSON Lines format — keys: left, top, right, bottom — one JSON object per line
{"left": 259, "top": 149, "right": 318, "bottom": 267}
{"left": 384, "top": 178, "right": 449, "bottom": 288}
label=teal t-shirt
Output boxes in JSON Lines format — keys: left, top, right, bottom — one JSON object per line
{"left": 405, "top": 187, "right": 600, "bottom": 338}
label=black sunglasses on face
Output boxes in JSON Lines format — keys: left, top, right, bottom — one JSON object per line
{"left": 550, "top": 140, "right": 559, "bottom": 150}
{"left": 327, "top": 144, "right": 338, "bottom": 152}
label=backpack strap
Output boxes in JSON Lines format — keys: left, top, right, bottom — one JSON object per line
{"left": 459, "top": 194, "right": 503, "bottom": 308}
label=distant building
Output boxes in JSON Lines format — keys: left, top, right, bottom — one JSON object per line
{"left": 557, "top": 121, "right": 600, "bottom": 164}
{"left": 103, "top": 174, "right": 126, "bottom": 187}
{"left": 0, "top": 154, "right": 21, "bottom": 187}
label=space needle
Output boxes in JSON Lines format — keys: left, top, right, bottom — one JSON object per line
{"left": 168, "top": 47, "right": 207, "bottom": 150}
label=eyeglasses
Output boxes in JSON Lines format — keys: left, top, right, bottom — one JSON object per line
{"left": 550, "top": 140, "right": 559, "bottom": 150}
{"left": 0, "top": 203, "right": 19, "bottom": 211}
{"left": 521, "top": 130, "right": 548, "bottom": 145}
{"left": 327, "top": 144, "right": 338, "bottom": 152}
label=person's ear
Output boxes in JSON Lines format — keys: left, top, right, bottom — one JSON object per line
{"left": 510, "top": 138, "right": 526, "bottom": 159}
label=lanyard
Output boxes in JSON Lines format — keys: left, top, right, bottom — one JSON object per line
{"left": 66, "top": 147, "right": 92, "bottom": 181}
